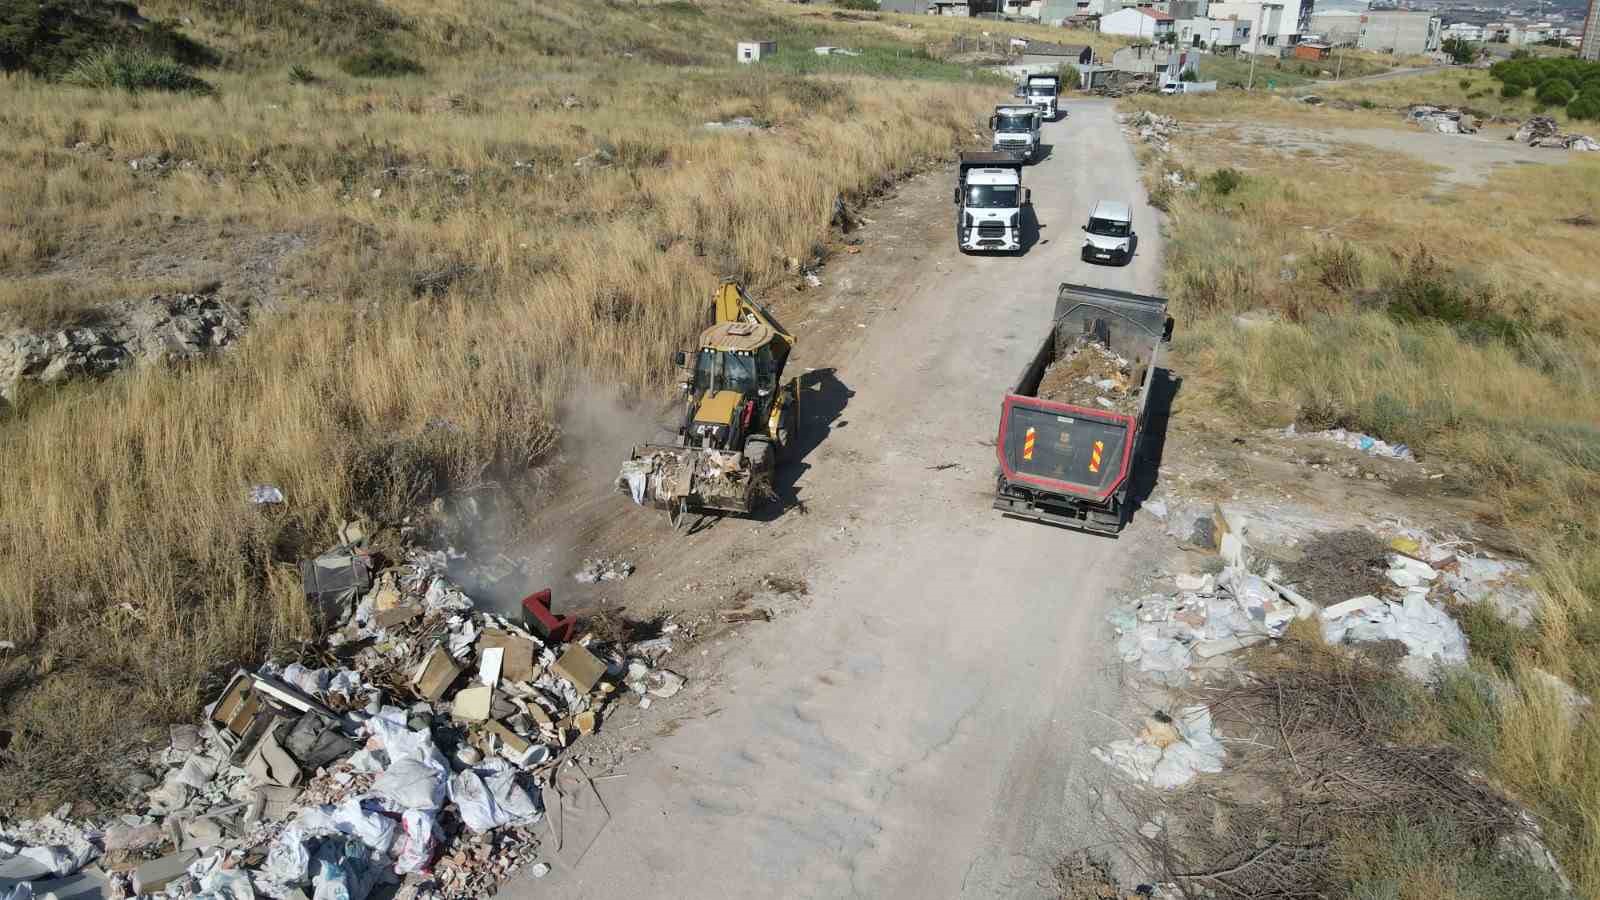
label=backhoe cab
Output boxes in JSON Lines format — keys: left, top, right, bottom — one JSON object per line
{"left": 618, "top": 282, "right": 799, "bottom": 525}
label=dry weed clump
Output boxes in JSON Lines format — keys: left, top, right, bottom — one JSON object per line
{"left": 0, "top": 0, "right": 1004, "bottom": 808}
{"left": 1112, "top": 646, "right": 1566, "bottom": 899}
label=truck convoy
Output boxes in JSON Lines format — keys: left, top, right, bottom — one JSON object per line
{"left": 954, "top": 151, "right": 1028, "bottom": 254}
{"left": 1023, "top": 73, "right": 1061, "bottom": 121}
{"left": 617, "top": 282, "right": 799, "bottom": 527}
{"left": 989, "top": 105, "right": 1042, "bottom": 162}
{"left": 993, "top": 283, "right": 1170, "bottom": 535}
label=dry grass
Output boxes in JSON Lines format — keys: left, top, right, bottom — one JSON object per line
{"left": 1135, "top": 92, "right": 1600, "bottom": 894}
{"left": 0, "top": 0, "right": 1006, "bottom": 807}
{"left": 1319, "top": 67, "right": 1579, "bottom": 123}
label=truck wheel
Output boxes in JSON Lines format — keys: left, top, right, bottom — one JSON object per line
{"left": 745, "top": 437, "right": 773, "bottom": 474}
{"left": 775, "top": 403, "right": 797, "bottom": 461}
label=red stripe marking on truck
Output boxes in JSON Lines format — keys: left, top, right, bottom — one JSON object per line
{"left": 1023, "top": 427, "right": 1035, "bottom": 461}
{"left": 994, "top": 395, "right": 1137, "bottom": 502}
{"left": 1089, "top": 440, "right": 1103, "bottom": 474}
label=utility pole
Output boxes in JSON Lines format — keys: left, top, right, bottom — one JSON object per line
{"left": 1335, "top": 43, "right": 1344, "bottom": 79}
{"left": 1247, "top": 3, "right": 1265, "bottom": 88}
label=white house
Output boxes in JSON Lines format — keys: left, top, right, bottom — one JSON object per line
{"left": 736, "top": 40, "right": 775, "bottom": 63}
{"left": 1442, "top": 22, "right": 1483, "bottom": 41}
{"left": 1100, "top": 7, "right": 1177, "bottom": 39}
{"left": 1208, "top": 0, "right": 1287, "bottom": 52}
{"left": 1177, "top": 15, "right": 1253, "bottom": 51}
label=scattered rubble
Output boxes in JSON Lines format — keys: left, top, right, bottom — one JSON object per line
{"left": 1282, "top": 422, "right": 1413, "bottom": 461}
{"left": 573, "top": 558, "right": 634, "bottom": 584}
{"left": 703, "top": 117, "right": 765, "bottom": 131}
{"left": 1509, "top": 116, "right": 1600, "bottom": 151}
{"left": 1036, "top": 334, "right": 1142, "bottom": 413}
{"left": 1, "top": 294, "right": 247, "bottom": 409}
{"left": 1093, "top": 706, "right": 1226, "bottom": 790}
{"left": 0, "top": 534, "right": 688, "bottom": 900}
{"left": 1120, "top": 111, "right": 1177, "bottom": 153}
{"left": 1406, "top": 104, "right": 1478, "bottom": 134}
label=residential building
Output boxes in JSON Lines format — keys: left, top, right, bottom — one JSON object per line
{"left": 1176, "top": 15, "right": 1253, "bottom": 50}
{"left": 1002, "top": 0, "right": 1046, "bottom": 19}
{"left": 1100, "top": 6, "right": 1177, "bottom": 38}
{"left": 1309, "top": 8, "right": 1364, "bottom": 44}
{"left": 1039, "top": 0, "right": 1079, "bottom": 22}
{"left": 1585, "top": 0, "right": 1600, "bottom": 59}
{"left": 1356, "top": 10, "right": 1442, "bottom": 54}
{"left": 878, "top": 0, "right": 930, "bottom": 11}
{"left": 1442, "top": 22, "right": 1483, "bottom": 41}
{"left": 1209, "top": 0, "right": 1287, "bottom": 52}
{"left": 1110, "top": 42, "right": 1196, "bottom": 73}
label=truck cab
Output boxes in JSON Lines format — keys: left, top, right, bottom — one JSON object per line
{"left": 1023, "top": 74, "right": 1060, "bottom": 121}
{"left": 990, "top": 105, "right": 1042, "bottom": 162}
{"left": 955, "top": 152, "right": 1028, "bottom": 254}
{"left": 1081, "top": 200, "right": 1134, "bottom": 266}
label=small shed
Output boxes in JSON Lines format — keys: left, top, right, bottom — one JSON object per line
{"left": 1292, "top": 41, "right": 1332, "bottom": 60}
{"left": 736, "top": 40, "right": 776, "bottom": 63}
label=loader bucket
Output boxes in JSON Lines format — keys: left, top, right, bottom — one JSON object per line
{"left": 617, "top": 444, "right": 760, "bottom": 522}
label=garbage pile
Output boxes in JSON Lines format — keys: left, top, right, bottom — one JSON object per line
{"left": 1093, "top": 706, "right": 1226, "bottom": 790}
{"left": 1122, "top": 110, "right": 1176, "bottom": 152}
{"left": 1282, "top": 422, "right": 1414, "bottom": 461}
{"left": 573, "top": 558, "right": 634, "bottom": 584}
{"left": 1108, "top": 566, "right": 1315, "bottom": 682}
{"left": 1510, "top": 116, "right": 1600, "bottom": 151}
{"left": 1406, "top": 104, "right": 1478, "bottom": 134}
{"left": 0, "top": 537, "right": 688, "bottom": 900}
{"left": 1037, "top": 335, "right": 1142, "bottom": 413}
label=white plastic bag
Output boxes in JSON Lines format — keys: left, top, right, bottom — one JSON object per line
{"left": 392, "top": 810, "right": 439, "bottom": 876}
{"left": 447, "top": 770, "right": 508, "bottom": 833}
{"left": 372, "top": 757, "right": 447, "bottom": 811}
{"left": 310, "top": 838, "right": 376, "bottom": 900}
{"left": 263, "top": 828, "right": 312, "bottom": 886}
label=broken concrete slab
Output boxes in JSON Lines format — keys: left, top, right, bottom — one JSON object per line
{"left": 479, "top": 629, "right": 537, "bottom": 683}
{"left": 412, "top": 647, "right": 463, "bottom": 702}
{"left": 132, "top": 850, "right": 199, "bottom": 895}
{"left": 244, "top": 726, "right": 302, "bottom": 789}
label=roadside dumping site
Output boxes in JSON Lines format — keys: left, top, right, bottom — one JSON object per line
{"left": 0, "top": 527, "right": 687, "bottom": 900}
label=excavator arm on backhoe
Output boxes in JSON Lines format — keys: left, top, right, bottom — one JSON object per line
{"left": 712, "top": 281, "right": 794, "bottom": 371}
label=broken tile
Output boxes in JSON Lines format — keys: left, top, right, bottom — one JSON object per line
{"left": 453, "top": 685, "right": 492, "bottom": 722}
{"left": 552, "top": 645, "right": 606, "bottom": 694}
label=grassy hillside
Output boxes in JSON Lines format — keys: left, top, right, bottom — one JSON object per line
{"left": 0, "top": 0, "right": 1012, "bottom": 808}
{"left": 1131, "top": 92, "right": 1600, "bottom": 894}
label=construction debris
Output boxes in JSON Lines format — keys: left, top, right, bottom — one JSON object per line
{"left": 1121, "top": 110, "right": 1176, "bottom": 152}
{"left": 1036, "top": 334, "right": 1142, "bottom": 413}
{"left": 573, "top": 557, "right": 634, "bottom": 584}
{"left": 1093, "top": 706, "right": 1226, "bottom": 790}
{"left": 1282, "top": 422, "right": 1414, "bottom": 461}
{"left": 0, "top": 548, "right": 688, "bottom": 900}
{"left": 1406, "top": 104, "right": 1478, "bottom": 134}
{"left": 1509, "top": 116, "right": 1600, "bottom": 151}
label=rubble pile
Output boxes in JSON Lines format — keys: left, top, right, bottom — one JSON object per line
{"left": 1406, "top": 104, "right": 1478, "bottom": 134}
{"left": 0, "top": 538, "right": 688, "bottom": 900}
{"left": 1509, "top": 116, "right": 1600, "bottom": 151}
{"left": 1282, "top": 422, "right": 1413, "bottom": 461}
{"left": 1121, "top": 110, "right": 1176, "bottom": 152}
{"left": 1094, "top": 706, "right": 1226, "bottom": 790}
{"left": 1036, "top": 336, "right": 1142, "bottom": 413}
{"left": 573, "top": 558, "right": 634, "bottom": 584}
{"left": 1110, "top": 507, "right": 1524, "bottom": 683}
{"left": 1, "top": 294, "right": 247, "bottom": 409}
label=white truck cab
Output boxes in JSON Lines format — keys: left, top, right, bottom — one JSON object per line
{"left": 1023, "top": 74, "right": 1060, "bottom": 121}
{"left": 1081, "top": 200, "right": 1134, "bottom": 265}
{"left": 955, "top": 152, "right": 1028, "bottom": 254}
{"left": 990, "top": 105, "right": 1042, "bottom": 161}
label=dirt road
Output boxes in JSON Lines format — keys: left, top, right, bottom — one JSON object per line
{"left": 530, "top": 100, "right": 1164, "bottom": 898}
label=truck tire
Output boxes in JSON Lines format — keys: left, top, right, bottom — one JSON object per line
{"left": 745, "top": 437, "right": 773, "bottom": 475}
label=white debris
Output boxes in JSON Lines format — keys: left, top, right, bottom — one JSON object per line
{"left": 574, "top": 557, "right": 634, "bottom": 584}
{"left": 1446, "top": 555, "right": 1540, "bottom": 628}
{"left": 1282, "top": 423, "right": 1414, "bottom": 460}
{"left": 1093, "top": 705, "right": 1226, "bottom": 790}
{"left": 1322, "top": 592, "right": 1468, "bottom": 679}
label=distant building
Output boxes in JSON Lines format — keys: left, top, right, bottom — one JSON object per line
{"left": 1293, "top": 40, "right": 1332, "bottom": 58}
{"left": 879, "top": 0, "right": 930, "bottom": 11}
{"left": 1585, "top": 0, "right": 1600, "bottom": 59}
{"left": 1309, "top": 8, "right": 1363, "bottom": 44}
{"left": 1018, "top": 41, "right": 1095, "bottom": 64}
{"left": 1176, "top": 15, "right": 1253, "bottom": 51}
{"left": 1100, "top": 6, "right": 1177, "bottom": 38}
{"left": 1110, "top": 42, "right": 1195, "bottom": 73}
{"left": 1442, "top": 22, "right": 1483, "bottom": 41}
{"left": 1356, "top": 10, "right": 1442, "bottom": 54}
{"left": 736, "top": 40, "right": 776, "bottom": 62}
{"left": 1210, "top": 1, "right": 1288, "bottom": 52}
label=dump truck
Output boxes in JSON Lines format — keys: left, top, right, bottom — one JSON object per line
{"left": 993, "top": 283, "right": 1170, "bottom": 535}
{"left": 990, "top": 104, "right": 1042, "bottom": 161}
{"left": 617, "top": 282, "right": 799, "bottom": 526}
{"left": 1024, "top": 73, "right": 1061, "bottom": 120}
{"left": 955, "top": 151, "right": 1028, "bottom": 254}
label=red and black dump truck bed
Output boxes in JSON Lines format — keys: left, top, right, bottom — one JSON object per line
{"left": 993, "top": 283, "right": 1170, "bottom": 535}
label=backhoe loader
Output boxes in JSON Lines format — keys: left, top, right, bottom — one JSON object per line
{"left": 616, "top": 282, "right": 799, "bottom": 526}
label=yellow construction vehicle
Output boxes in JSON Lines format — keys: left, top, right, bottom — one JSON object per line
{"left": 617, "top": 281, "right": 799, "bottom": 525}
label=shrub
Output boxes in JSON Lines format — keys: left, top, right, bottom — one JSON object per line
{"left": 1459, "top": 77, "right": 1472, "bottom": 90}
{"left": 339, "top": 47, "right": 424, "bottom": 78}
{"left": 62, "top": 47, "right": 213, "bottom": 94}
{"left": 1536, "top": 77, "right": 1575, "bottom": 105}
{"left": 833, "top": 0, "right": 879, "bottom": 9}
{"left": 1204, "top": 167, "right": 1244, "bottom": 196}
{"left": 1442, "top": 38, "right": 1476, "bottom": 65}
{"left": 0, "top": 0, "right": 215, "bottom": 77}
{"left": 1569, "top": 92, "right": 1600, "bottom": 121}
{"left": 1358, "top": 98, "right": 1375, "bottom": 109}
{"left": 1501, "top": 82, "right": 1524, "bottom": 98}
{"left": 288, "top": 64, "right": 320, "bottom": 84}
